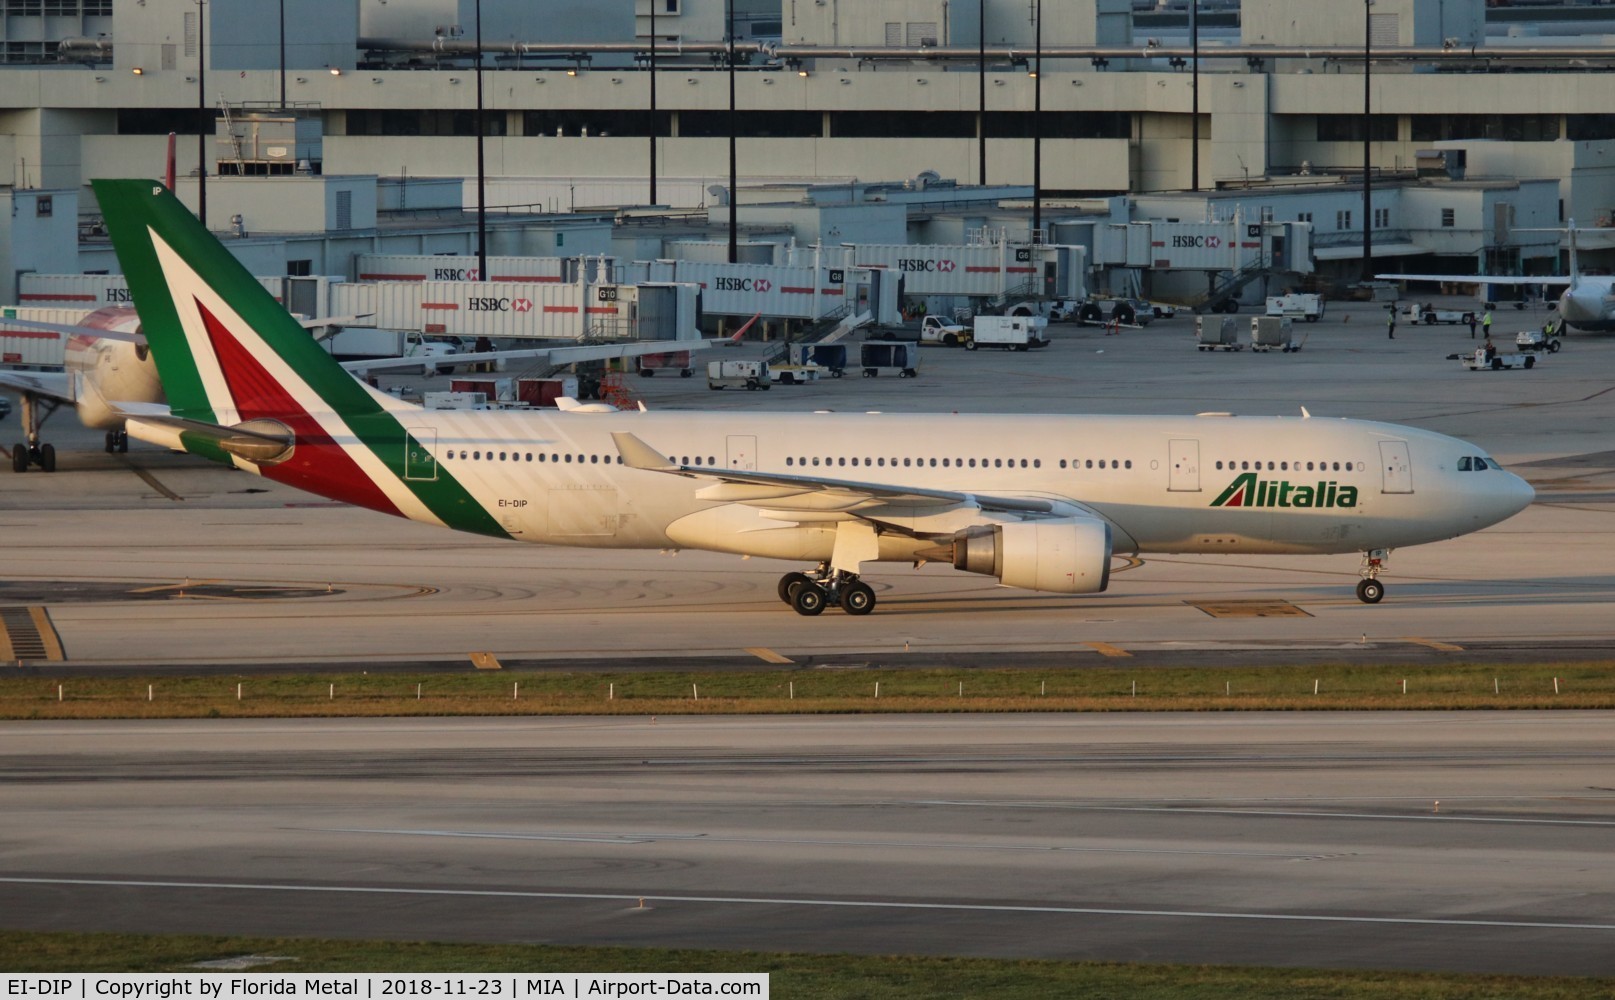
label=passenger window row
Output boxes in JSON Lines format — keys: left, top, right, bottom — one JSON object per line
{"left": 445, "top": 449, "right": 625, "bottom": 465}
{"left": 1060, "top": 459, "right": 1132, "bottom": 470}
{"left": 785, "top": 456, "right": 1043, "bottom": 470}
{"left": 1215, "top": 460, "right": 1361, "bottom": 473}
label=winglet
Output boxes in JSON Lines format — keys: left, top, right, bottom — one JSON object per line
{"left": 612, "top": 432, "right": 680, "bottom": 472}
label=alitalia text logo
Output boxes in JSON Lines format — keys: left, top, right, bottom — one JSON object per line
{"left": 1211, "top": 473, "right": 1359, "bottom": 509}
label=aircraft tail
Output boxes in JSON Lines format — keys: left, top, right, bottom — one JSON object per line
{"left": 92, "top": 178, "right": 506, "bottom": 536}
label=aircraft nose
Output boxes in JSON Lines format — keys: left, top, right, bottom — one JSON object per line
{"left": 1495, "top": 472, "right": 1535, "bottom": 521}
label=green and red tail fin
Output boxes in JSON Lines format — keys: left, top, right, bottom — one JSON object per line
{"left": 92, "top": 178, "right": 506, "bottom": 537}
{"left": 94, "top": 178, "right": 375, "bottom": 425}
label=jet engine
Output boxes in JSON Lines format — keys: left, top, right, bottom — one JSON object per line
{"left": 949, "top": 517, "right": 1112, "bottom": 594}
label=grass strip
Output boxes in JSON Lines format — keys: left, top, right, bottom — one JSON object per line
{"left": 1, "top": 663, "right": 1612, "bottom": 719}
{"left": 0, "top": 931, "right": 1608, "bottom": 1000}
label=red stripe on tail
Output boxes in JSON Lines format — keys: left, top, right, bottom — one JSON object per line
{"left": 197, "top": 300, "right": 405, "bottom": 517}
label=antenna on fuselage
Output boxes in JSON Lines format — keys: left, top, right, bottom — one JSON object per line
{"left": 1301, "top": 406, "right": 1312, "bottom": 419}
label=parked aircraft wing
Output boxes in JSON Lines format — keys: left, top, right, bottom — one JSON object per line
{"left": 0, "top": 369, "right": 74, "bottom": 403}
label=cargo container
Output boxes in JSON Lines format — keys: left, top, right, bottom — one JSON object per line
{"left": 860, "top": 340, "right": 920, "bottom": 378}
{"left": 789, "top": 343, "right": 848, "bottom": 375}
{"left": 450, "top": 377, "right": 516, "bottom": 402}
{"left": 517, "top": 376, "right": 579, "bottom": 407}
{"left": 707, "top": 359, "right": 770, "bottom": 390}
{"left": 1250, "top": 316, "right": 1299, "bottom": 353}
{"left": 1196, "top": 316, "right": 1242, "bottom": 351}
{"left": 636, "top": 350, "right": 693, "bottom": 377}
{"left": 423, "top": 391, "right": 490, "bottom": 410}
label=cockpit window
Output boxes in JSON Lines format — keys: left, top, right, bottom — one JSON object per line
{"left": 1458, "top": 456, "right": 1493, "bottom": 472}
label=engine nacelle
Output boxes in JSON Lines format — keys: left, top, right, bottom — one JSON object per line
{"left": 951, "top": 518, "right": 1112, "bottom": 594}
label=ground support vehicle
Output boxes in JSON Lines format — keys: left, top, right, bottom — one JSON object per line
{"left": 707, "top": 359, "right": 771, "bottom": 390}
{"left": 918, "top": 315, "right": 970, "bottom": 347}
{"left": 968, "top": 315, "right": 1050, "bottom": 352}
{"left": 788, "top": 343, "right": 848, "bottom": 376}
{"left": 1405, "top": 303, "right": 1476, "bottom": 326}
{"left": 1515, "top": 330, "right": 1563, "bottom": 354}
{"left": 769, "top": 363, "right": 826, "bottom": 385}
{"left": 1460, "top": 349, "right": 1536, "bottom": 371}
{"left": 1265, "top": 294, "right": 1325, "bottom": 322}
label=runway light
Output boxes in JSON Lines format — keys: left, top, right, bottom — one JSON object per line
{"left": 131, "top": 66, "right": 143, "bottom": 75}
{"left": 330, "top": 67, "right": 343, "bottom": 76}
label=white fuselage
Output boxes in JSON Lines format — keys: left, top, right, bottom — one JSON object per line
{"left": 382, "top": 405, "right": 1533, "bottom": 563}
{"left": 1558, "top": 279, "right": 1615, "bottom": 332}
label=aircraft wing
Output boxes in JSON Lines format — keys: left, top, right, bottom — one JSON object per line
{"left": 612, "top": 431, "right": 1057, "bottom": 516}
{"left": 1375, "top": 273, "right": 1573, "bottom": 286}
{"left": 0, "top": 368, "right": 74, "bottom": 403}
{"left": 341, "top": 339, "right": 723, "bottom": 376}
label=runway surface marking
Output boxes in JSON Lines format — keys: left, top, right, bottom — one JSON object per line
{"left": 314, "top": 826, "right": 1320, "bottom": 860}
{"left": 1403, "top": 637, "right": 1466, "bottom": 652}
{"left": 743, "top": 647, "right": 794, "bottom": 665}
{"left": 470, "top": 652, "right": 503, "bottom": 670}
{"left": 0, "top": 607, "right": 63, "bottom": 662}
{"left": 4, "top": 877, "right": 1613, "bottom": 934}
{"left": 1085, "top": 642, "right": 1131, "bottom": 658}
{"left": 920, "top": 801, "right": 1615, "bottom": 827}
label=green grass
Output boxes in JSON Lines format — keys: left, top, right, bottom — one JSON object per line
{"left": 2, "top": 662, "right": 1612, "bottom": 719}
{"left": 0, "top": 932, "right": 1608, "bottom": 999}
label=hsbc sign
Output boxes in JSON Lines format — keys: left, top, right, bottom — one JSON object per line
{"left": 1171, "top": 235, "right": 1223, "bottom": 249}
{"left": 898, "top": 258, "right": 957, "bottom": 273}
{"left": 714, "top": 277, "right": 774, "bottom": 292}
{"left": 433, "top": 267, "right": 481, "bottom": 281}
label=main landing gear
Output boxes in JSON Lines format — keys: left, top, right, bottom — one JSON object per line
{"left": 777, "top": 564, "right": 877, "bottom": 617}
{"left": 104, "top": 429, "right": 129, "bottom": 454}
{"left": 1356, "top": 549, "right": 1391, "bottom": 604}
{"left": 9, "top": 393, "right": 62, "bottom": 473}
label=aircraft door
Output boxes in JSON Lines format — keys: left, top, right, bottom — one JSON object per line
{"left": 1168, "top": 439, "right": 1200, "bottom": 492}
{"left": 404, "top": 427, "right": 438, "bottom": 482}
{"left": 1379, "top": 440, "right": 1413, "bottom": 493}
{"left": 1044, "top": 262, "right": 1058, "bottom": 300}
{"left": 727, "top": 435, "right": 757, "bottom": 471}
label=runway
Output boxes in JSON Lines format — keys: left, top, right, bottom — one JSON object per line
{"left": 2, "top": 712, "right": 1613, "bottom": 975}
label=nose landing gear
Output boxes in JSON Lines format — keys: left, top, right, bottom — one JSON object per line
{"left": 1356, "top": 549, "right": 1391, "bottom": 604}
{"left": 778, "top": 564, "right": 878, "bottom": 617}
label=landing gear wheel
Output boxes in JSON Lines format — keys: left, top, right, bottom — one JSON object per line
{"left": 105, "top": 431, "right": 118, "bottom": 454}
{"left": 840, "top": 581, "right": 876, "bottom": 616}
{"left": 38, "top": 443, "right": 55, "bottom": 473}
{"left": 778, "top": 572, "right": 812, "bottom": 605}
{"left": 10, "top": 444, "right": 26, "bottom": 473}
{"left": 791, "top": 584, "right": 828, "bottom": 617}
{"left": 1356, "top": 579, "right": 1385, "bottom": 604}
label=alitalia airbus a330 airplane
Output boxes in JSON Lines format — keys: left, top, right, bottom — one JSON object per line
{"left": 91, "top": 178, "right": 1534, "bottom": 615}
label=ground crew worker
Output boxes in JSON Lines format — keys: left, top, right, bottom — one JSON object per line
{"left": 1387, "top": 305, "right": 1397, "bottom": 340}
{"left": 1483, "top": 310, "right": 1493, "bottom": 338}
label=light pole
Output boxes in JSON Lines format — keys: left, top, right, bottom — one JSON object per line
{"left": 278, "top": 0, "right": 286, "bottom": 110}
{"left": 649, "top": 0, "right": 658, "bottom": 205}
{"left": 978, "top": 0, "right": 985, "bottom": 185}
{"left": 1361, "top": 0, "right": 1373, "bottom": 284}
{"left": 727, "top": 0, "right": 737, "bottom": 264}
{"left": 474, "top": 0, "right": 487, "bottom": 277}
{"left": 1190, "top": 0, "right": 1199, "bottom": 191}
{"left": 196, "top": 0, "right": 206, "bottom": 227}
{"left": 1032, "top": 0, "right": 1041, "bottom": 243}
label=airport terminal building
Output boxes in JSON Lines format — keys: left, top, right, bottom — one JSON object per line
{"left": 3, "top": 0, "right": 1615, "bottom": 297}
